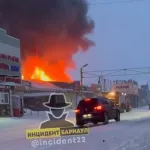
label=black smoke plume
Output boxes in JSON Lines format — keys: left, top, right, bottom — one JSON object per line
{"left": 0, "top": 0, "right": 94, "bottom": 65}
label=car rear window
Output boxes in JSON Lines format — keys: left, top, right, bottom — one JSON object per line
{"left": 98, "top": 97, "right": 108, "bottom": 104}
{"left": 77, "top": 98, "right": 98, "bottom": 108}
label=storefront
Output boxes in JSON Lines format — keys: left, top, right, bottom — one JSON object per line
{"left": 112, "top": 80, "right": 139, "bottom": 95}
{"left": 112, "top": 80, "right": 139, "bottom": 108}
{"left": 0, "top": 28, "right": 22, "bottom": 117}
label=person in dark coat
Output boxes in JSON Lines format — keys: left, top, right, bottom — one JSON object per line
{"left": 40, "top": 93, "right": 74, "bottom": 129}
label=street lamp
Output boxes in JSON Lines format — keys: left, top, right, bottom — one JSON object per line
{"left": 80, "top": 64, "right": 88, "bottom": 98}
{"left": 82, "top": 64, "right": 88, "bottom": 68}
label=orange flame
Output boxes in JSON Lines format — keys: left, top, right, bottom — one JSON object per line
{"left": 22, "top": 56, "right": 72, "bottom": 82}
{"left": 31, "top": 67, "right": 52, "bottom": 81}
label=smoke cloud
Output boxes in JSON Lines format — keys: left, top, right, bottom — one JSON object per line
{"left": 0, "top": 0, "right": 94, "bottom": 76}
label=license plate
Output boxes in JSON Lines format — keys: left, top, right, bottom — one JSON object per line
{"left": 83, "top": 114, "right": 92, "bottom": 118}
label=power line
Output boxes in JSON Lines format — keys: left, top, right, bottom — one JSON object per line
{"left": 83, "top": 67, "right": 150, "bottom": 78}
{"left": 101, "top": 69, "right": 126, "bottom": 76}
{"left": 83, "top": 72, "right": 150, "bottom": 78}
{"left": 85, "top": 67, "right": 150, "bottom": 73}
{"left": 83, "top": 72, "right": 99, "bottom": 76}
{"left": 127, "top": 68, "right": 147, "bottom": 74}
{"left": 83, "top": 70, "right": 127, "bottom": 77}
{"left": 88, "top": 0, "right": 144, "bottom": 5}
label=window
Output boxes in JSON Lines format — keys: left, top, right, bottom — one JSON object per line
{"left": 107, "top": 99, "right": 114, "bottom": 106}
{"left": 78, "top": 98, "right": 98, "bottom": 108}
{"left": 0, "top": 93, "right": 9, "bottom": 104}
{"left": 36, "top": 96, "right": 49, "bottom": 103}
{"left": 4, "top": 94, "right": 9, "bottom": 103}
{"left": 1, "top": 93, "right": 4, "bottom": 99}
{"left": 106, "top": 99, "right": 111, "bottom": 104}
{"left": 98, "top": 97, "right": 109, "bottom": 104}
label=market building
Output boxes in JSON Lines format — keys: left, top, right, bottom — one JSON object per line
{"left": 138, "top": 83, "right": 150, "bottom": 106}
{"left": 0, "top": 28, "right": 24, "bottom": 117}
{"left": 112, "top": 79, "right": 139, "bottom": 108}
{"left": 23, "top": 80, "right": 94, "bottom": 111}
{"left": 112, "top": 79, "right": 139, "bottom": 95}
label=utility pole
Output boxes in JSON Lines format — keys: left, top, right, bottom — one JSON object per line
{"left": 98, "top": 76, "right": 101, "bottom": 84}
{"left": 104, "top": 78, "right": 106, "bottom": 92}
{"left": 98, "top": 76, "right": 102, "bottom": 90}
{"left": 98, "top": 76, "right": 102, "bottom": 95}
{"left": 80, "top": 67, "right": 83, "bottom": 98}
{"left": 80, "top": 64, "right": 88, "bottom": 98}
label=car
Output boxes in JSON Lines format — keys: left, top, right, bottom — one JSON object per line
{"left": 75, "top": 96, "right": 120, "bottom": 126}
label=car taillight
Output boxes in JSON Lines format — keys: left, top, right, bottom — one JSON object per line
{"left": 94, "top": 105, "right": 102, "bottom": 110}
{"left": 74, "top": 109, "right": 80, "bottom": 113}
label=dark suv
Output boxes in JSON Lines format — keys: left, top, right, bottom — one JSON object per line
{"left": 75, "top": 96, "right": 120, "bottom": 126}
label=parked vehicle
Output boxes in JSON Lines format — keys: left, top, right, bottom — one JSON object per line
{"left": 75, "top": 96, "right": 120, "bottom": 127}
{"left": 101, "top": 91, "right": 131, "bottom": 113}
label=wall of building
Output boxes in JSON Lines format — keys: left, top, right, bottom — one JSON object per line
{"left": 147, "top": 90, "right": 150, "bottom": 104}
{"left": 112, "top": 80, "right": 138, "bottom": 95}
{"left": 0, "top": 28, "right": 21, "bottom": 77}
{"left": 0, "top": 28, "right": 21, "bottom": 116}
{"left": 23, "top": 90, "right": 95, "bottom": 111}
{"left": 138, "top": 84, "right": 150, "bottom": 106}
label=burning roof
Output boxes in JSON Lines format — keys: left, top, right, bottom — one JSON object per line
{"left": 0, "top": 0, "right": 95, "bottom": 82}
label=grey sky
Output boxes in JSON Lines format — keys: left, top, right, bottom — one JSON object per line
{"left": 67, "top": 0, "right": 150, "bottom": 86}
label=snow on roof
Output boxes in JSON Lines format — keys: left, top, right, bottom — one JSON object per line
{"left": 24, "top": 92, "right": 51, "bottom": 97}
{"left": 30, "top": 81, "right": 60, "bottom": 89}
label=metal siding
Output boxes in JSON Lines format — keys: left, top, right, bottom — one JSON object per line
{"left": 0, "top": 28, "right": 20, "bottom": 48}
{"left": 0, "top": 28, "right": 21, "bottom": 77}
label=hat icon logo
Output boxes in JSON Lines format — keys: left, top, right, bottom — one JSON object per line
{"left": 43, "top": 93, "right": 71, "bottom": 109}
{"left": 39, "top": 93, "right": 75, "bottom": 129}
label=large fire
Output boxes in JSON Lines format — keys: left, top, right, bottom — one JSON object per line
{"left": 31, "top": 67, "right": 52, "bottom": 81}
{"left": 22, "top": 56, "right": 72, "bottom": 82}
{"left": 0, "top": 1, "right": 94, "bottom": 83}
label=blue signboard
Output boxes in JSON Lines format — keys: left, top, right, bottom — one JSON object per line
{"left": 9, "top": 65, "right": 20, "bottom": 72}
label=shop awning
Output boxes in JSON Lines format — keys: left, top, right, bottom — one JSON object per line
{"left": 0, "top": 82, "right": 16, "bottom": 86}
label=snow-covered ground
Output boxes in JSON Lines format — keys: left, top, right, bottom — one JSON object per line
{"left": 1, "top": 106, "right": 150, "bottom": 150}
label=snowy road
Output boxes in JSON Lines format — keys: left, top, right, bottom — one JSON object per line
{"left": 1, "top": 106, "right": 150, "bottom": 150}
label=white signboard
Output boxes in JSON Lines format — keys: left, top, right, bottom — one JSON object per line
{"left": 0, "top": 92, "right": 9, "bottom": 104}
{"left": 112, "top": 80, "right": 138, "bottom": 95}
